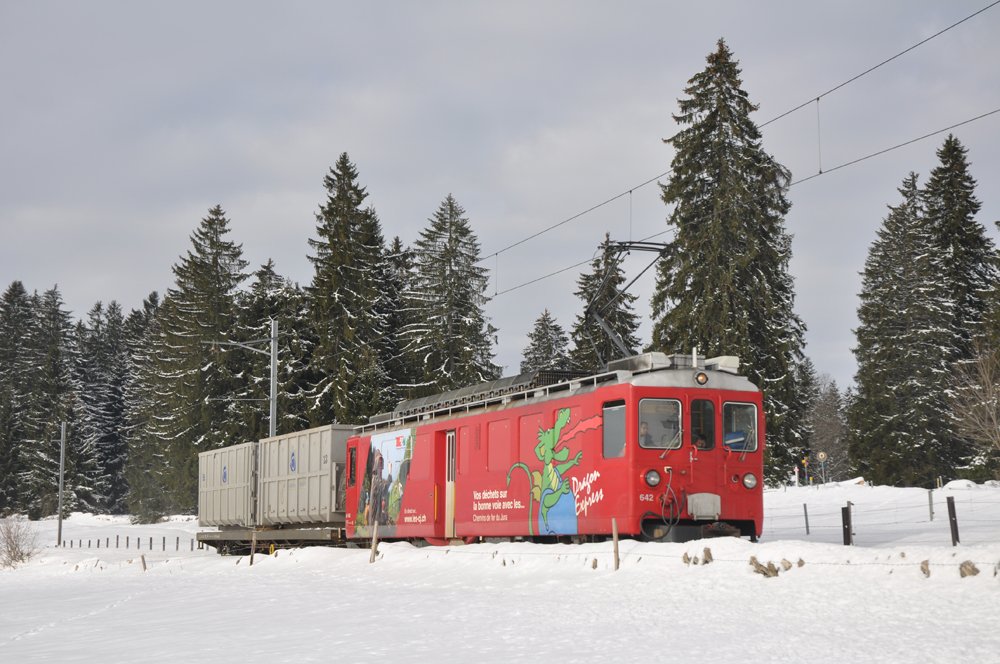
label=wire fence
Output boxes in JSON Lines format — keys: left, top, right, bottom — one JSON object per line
{"left": 763, "top": 488, "right": 1000, "bottom": 547}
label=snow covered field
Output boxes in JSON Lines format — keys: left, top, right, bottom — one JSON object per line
{"left": 2, "top": 480, "right": 999, "bottom": 663}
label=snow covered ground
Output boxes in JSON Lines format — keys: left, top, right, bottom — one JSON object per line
{"left": 2, "top": 480, "right": 998, "bottom": 663}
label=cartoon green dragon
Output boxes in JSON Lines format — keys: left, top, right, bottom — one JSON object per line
{"left": 506, "top": 408, "right": 590, "bottom": 535}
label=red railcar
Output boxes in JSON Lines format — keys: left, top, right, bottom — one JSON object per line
{"left": 345, "top": 352, "right": 763, "bottom": 543}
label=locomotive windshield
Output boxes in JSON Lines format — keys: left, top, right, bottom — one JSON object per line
{"left": 722, "top": 402, "right": 758, "bottom": 451}
{"left": 638, "top": 399, "right": 681, "bottom": 449}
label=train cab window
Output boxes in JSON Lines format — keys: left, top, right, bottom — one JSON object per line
{"left": 723, "top": 403, "right": 758, "bottom": 451}
{"left": 602, "top": 400, "right": 626, "bottom": 458}
{"left": 348, "top": 447, "right": 356, "bottom": 487}
{"left": 638, "top": 399, "right": 682, "bottom": 449}
{"left": 690, "top": 399, "right": 715, "bottom": 450}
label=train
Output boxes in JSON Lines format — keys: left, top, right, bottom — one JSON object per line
{"left": 196, "top": 351, "right": 764, "bottom": 552}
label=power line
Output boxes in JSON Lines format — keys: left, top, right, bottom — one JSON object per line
{"left": 760, "top": 0, "right": 1000, "bottom": 128}
{"left": 479, "top": 1, "right": 998, "bottom": 264}
{"left": 492, "top": 107, "right": 1000, "bottom": 297}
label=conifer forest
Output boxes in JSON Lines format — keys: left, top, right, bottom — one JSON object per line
{"left": 2, "top": 40, "right": 999, "bottom": 521}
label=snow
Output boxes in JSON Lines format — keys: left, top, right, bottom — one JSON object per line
{"left": 3, "top": 482, "right": 999, "bottom": 663}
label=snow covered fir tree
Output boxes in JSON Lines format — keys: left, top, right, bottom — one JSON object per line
{"left": 399, "top": 194, "right": 500, "bottom": 395}
{"left": 305, "top": 153, "right": 395, "bottom": 426}
{"left": 520, "top": 309, "right": 572, "bottom": 373}
{"left": 569, "top": 233, "right": 641, "bottom": 373}
{"left": 850, "top": 137, "right": 999, "bottom": 485}
{"left": 648, "top": 39, "right": 807, "bottom": 481}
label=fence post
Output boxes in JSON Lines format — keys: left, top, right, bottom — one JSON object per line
{"left": 803, "top": 503, "right": 810, "bottom": 535}
{"left": 190, "top": 539, "right": 194, "bottom": 551}
{"left": 841, "top": 505, "right": 853, "bottom": 546}
{"left": 250, "top": 530, "right": 258, "bottom": 566}
{"left": 947, "top": 496, "right": 960, "bottom": 546}
{"left": 162, "top": 536, "right": 165, "bottom": 551}
{"left": 369, "top": 521, "right": 380, "bottom": 563}
{"left": 612, "top": 518, "right": 620, "bottom": 571}
{"left": 176, "top": 536, "right": 179, "bottom": 551}
{"left": 116, "top": 535, "right": 119, "bottom": 549}
{"left": 928, "top": 490, "right": 934, "bottom": 521}
{"left": 149, "top": 537, "right": 152, "bottom": 550}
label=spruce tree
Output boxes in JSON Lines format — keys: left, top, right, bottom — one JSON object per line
{"left": 648, "top": 39, "right": 806, "bottom": 480}
{"left": 848, "top": 173, "right": 957, "bottom": 486}
{"left": 144, "top": 206, "right": 249, "bottom": 512}
{"left": 569, "top": 234, "right": 641, "bottom": 372}
{"left": 0, "top": 281, "right": 35, "bottom": 513}
{"left": 383, "top": 237, "right": 421, "bottom": 396}
{"left": 922, "top": 135, "right": 997, "bottom": 355}
{"left": 19, "top": 287, "right": 79, "bottom": 518}
{"left": 521, "top": 309, "right": 572, "bottom": 373}
{"left": 122, "top": 292, "right": 170, "bottom": 521}
{"left": 805, "top": 376, "right": 850, "bottom": 481}
{"left": 73, "top": 302, "right": 129, "bottom": 512}
{"left": 236, "top": 261, "right": 312, "bottom": 436}
{"left": 305, "top": 153, "right": 394, "bottom": 425}
{"left": 401, "top": 194, "right": 499, "bottom": 393}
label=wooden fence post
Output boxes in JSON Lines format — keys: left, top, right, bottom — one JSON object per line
{"left": 947, "top": 496, "right": 960, "bottom": 546}
{"left": 369, "top": 521, "right": 380, "bottom": 563}
{"left": 250, "top": 531, "right": 258, "bottom": 566}
{"left": 140, "top": 554, "right": 146, "bottom": 572}
{"left": 612, "top": 518, "right": 620, "bottom": 571}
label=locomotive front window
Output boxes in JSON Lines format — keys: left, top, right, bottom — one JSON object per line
{"left": 691, "top": 399, "right": 715, "bottom": 450}
{"left": 723, "top": 402, "right": 758, "bottom": 451}
{"left": 638, "top": 399, "right": 682, "bottom": 449}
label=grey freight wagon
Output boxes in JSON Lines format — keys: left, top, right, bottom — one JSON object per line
{"left": 197, "top": 424, "right": 352, "bottom": 552}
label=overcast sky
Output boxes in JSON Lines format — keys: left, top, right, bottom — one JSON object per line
{"left": 2, "top": 1, "right": 998, "bottom": 389}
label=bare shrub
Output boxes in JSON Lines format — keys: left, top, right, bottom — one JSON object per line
{"left": 951, "top": 344, "right": 1000, "bottom": 465}
{"left": 0, "top": 518, "right": 38, "bottom": 568}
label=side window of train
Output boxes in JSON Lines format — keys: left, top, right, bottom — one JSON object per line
{"left": 690, "top": 399, "right": 715, "bottom": 450}
{"left": 602, "top": 400, "right": 626, "bottom": 458}
{"left": 638, "top": 398, "right": 682, "bottom": 449}
{"left": 348, "top": 447, "right": 356, "bottom": 487}
{"left": 722, "top": 402, "right": 758, "bottom": 451}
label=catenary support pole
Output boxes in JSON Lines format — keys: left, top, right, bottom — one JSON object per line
{"left": 56, "top": 422, "right": 66, "bottom": 546}
{"left": 269, "top": 318, "right": 277, "bottom": 438}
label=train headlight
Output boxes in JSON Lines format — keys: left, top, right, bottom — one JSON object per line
{"left": 644, "top": 469, "right": 661, "bottom": 487}
{"left": 742, "top": 473, "right": 758, "bottom": 489}
{"left": 694, "top": 371, "right": 709, "bottom": 385}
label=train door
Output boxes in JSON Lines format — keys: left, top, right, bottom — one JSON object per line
{"left": 445, "top": 429, "right": 457, "bottom": 538}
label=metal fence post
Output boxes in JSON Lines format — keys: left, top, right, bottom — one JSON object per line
{"left": 947, "top": 496, "right": 960, "bottom": 546}
{"left": 803, "top": 503, "right": 810, "bottom": 535}
{"left": 841, "top": 505, "right": 853, "bottom": 546}
{"left": 928, "top": 489, "right": 934, "bottom": 521}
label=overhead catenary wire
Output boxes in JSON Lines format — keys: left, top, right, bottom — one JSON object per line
{"left": 478, "top": 1, "right": 998, "bottom": 265}
{"left": 490, "top": 106, "right": 1000, "bottom": 297}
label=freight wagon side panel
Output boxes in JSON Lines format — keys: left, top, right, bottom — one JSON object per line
{"left": 258, "top": 425, "right": 351, "bottom": 526}
{"left": 198, "top": 441, "right": 255, "bottom": 527}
